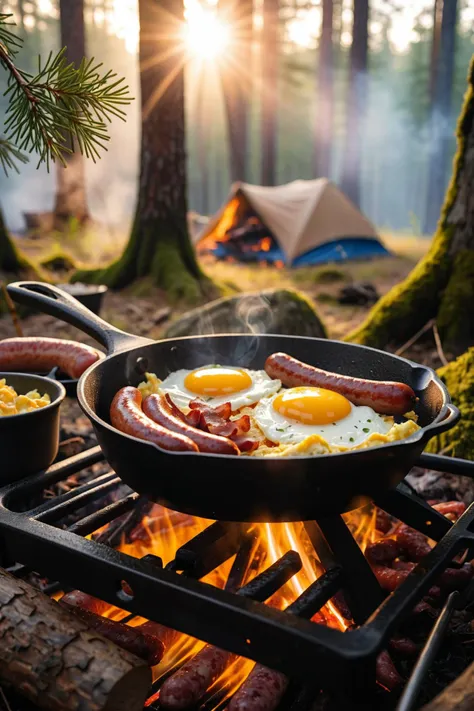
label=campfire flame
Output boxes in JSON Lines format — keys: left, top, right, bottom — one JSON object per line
{"left": 92, "top": 503, "right": 381, "bottom": 705}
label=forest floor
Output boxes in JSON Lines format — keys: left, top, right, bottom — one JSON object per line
{"left": 1, "top": 230, "right": 440, "bottom": 365}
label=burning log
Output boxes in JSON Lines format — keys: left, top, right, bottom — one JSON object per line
{"left": 0, "top": 570, "right": 151, "bottom": 711}
{"left": 421, "top": 660, "right": 474, "bottom": 710}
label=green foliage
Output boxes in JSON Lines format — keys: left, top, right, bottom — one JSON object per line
{"left": 436, "top": 249, "right": 474, "bottom": 354}
{"left": 0, "top": 13, "right": 133, "bottom": 174}
{"left": 426, "top": 348, "right": 474, "bottom": 459}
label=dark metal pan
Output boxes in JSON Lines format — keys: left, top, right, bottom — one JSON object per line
{"left": 7, "top": 281, "right": 459, "bottom": 522}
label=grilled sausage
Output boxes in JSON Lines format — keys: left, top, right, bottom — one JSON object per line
{"left": 110, "top": 387, "right": 198, "bottom": 452}
{"left": 61, "top": 591, "right": 179, "bottom": 651}
{"left": 143, "top": 394, "right": 240, "bottom": 455}
{"left": 376, "top": 651, "right": 402, "bottom": 690}
{"left": 389, "top": 637, "right": 418, "bottom": 656}
{"left": 59, "top": 603, "right": 164, "bottom": 665}
{"left": 0, "top": 337, "right": 101, "bottom": 379}
{"left": 371, "top": 565, "right": 414, "bottom": 592}
{"left": 396, "top": 528, "right": 431, "bottom": 561}
{"left": 439, "top": 564, "right": 473, "bottom": 590}
{"left": 431, "top": 501, "right": 466, "bottom": 520}
{"left": 264, "top": 353, "right": 416, "bottom": 415}
{"left": 365, "top": 539, "right": 401, "bottom": 565}
{"left": 228, "top": 664, "right": 288, "bottom": 711}
{"left": 60, "top": 590, "right": 109, "bottom": 615}
{"left": 159, "top": 645, "right": 236, "bottom": 709}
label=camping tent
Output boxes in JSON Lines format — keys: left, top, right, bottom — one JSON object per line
{"left": 195, "top": 179, "right": 390, "bottom": 267}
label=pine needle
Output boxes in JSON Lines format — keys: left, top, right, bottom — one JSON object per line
{"left": 0, "top": 13, "right": 133, "bottom": 175}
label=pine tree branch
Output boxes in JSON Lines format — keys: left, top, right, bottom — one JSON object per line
{"left": 0, "top": 138, "right": 28, "bottom": 175}
{"left": 0, "top": 13, "right": 133, "bottom": 174}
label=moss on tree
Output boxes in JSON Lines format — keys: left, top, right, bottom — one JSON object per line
{"left": 347, "top": 56, "right": 474, "bottom": 354}
{"left": 425, "top": 348, "right": 474, "bottom": 459}
{"left": 73, "top": 218, "right": 212, "bottom": 303}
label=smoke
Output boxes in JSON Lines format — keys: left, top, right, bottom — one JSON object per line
{"left": 180, "top": 292, "right": 274, "bottom": 368}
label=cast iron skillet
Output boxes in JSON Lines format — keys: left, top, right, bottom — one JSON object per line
{"left": 7, "top": 281, "right": 459, "bottom": 522}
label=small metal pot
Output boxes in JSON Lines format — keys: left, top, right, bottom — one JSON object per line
{"left": 1, "top": 373, "right": 66, "bottom": 484}
{"left": 57, "top": 284, "right": 108, "bottom": 315}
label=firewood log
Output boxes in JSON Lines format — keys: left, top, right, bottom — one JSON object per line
{"left": 421, "top": 661, "right": 474, "bottom": 710}
{"left": 0, "top": 569, "right": 152, "bottom": 711}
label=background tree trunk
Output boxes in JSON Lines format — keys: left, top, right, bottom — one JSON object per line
{"left": 75, "top": 0, "right": 208, "bottom": 300}
{"left": 423, "top": 0, "right": 458, "bottom": 235}
{"left": 313, "top": 0, "right": 333, "bottom": 178}
{"left": 0, "top": 207, "right": 21, "bottom": 274}
{"left": 261, "top": 0, "right": 278, "bottom": 186}
{"left": 428, "top": 0, "right": 442, "bottom": 103}
{"left": 54, "top": 0, "right": 90, "bottom": 228}
{"left": 220, "top": 0, "right": 253, "bottom": 182}
{"left": 196, "top": 72, "right": 209, "bottom": 214}
{"left": 340, "top": 0, "right": 368, "bottom": 206}
{"left": 348, "top": 56, "right": 474, "bottom": 356}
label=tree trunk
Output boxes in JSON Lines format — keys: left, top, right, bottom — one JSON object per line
{"left": 75, "top": 0, "right": 208, "bottom": 300}
{"left": 220, "top": 0, "right": 253, "bottom": 182}
{"left": 196, "top": 72, "right": 209, "bottom": 214}
{"left": 261, "top": 0, "right": 279, "bottom": 186}
{"left": 348, "top": 56, "right": 474, "bottom": 356}
{"left": 423, "top": 0, "right": 458, "bottom": 235}
{"left": 54, "top": 0, "right": 90, "bottom": 228}
{"left": 429, "top": 0, "right": 442, "bottom": 103}
{"left": 313, "top": 0, "right": 333, "bottom": 178}
{"left": 0, "top": 207, "right": 21, "bottom": 274}
{"left": 340, "top": 0, "right": 368, "bottom": 207}
{"left": 0, "top": 570, "right": 151, "bottom": 711}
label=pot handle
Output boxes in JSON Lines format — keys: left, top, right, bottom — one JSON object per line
{"left": 7, "top": 281, "right": 152, "bottom": 355}
{"left": 422, "top": 404, "right": 460, "bottom": 441}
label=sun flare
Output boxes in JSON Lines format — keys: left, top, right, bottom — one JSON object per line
{"left": 184, "top": 0, "right": 231, "bottom": 59}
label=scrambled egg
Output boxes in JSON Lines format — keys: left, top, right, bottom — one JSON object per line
{"left": 138, "top": 372, "right": 162, "bottom": 399}
{"left": 250, "top": 418, "right": 421, "bottom": 457}
{"left": 0, "top": 379, "right": 51, "bottom": 417}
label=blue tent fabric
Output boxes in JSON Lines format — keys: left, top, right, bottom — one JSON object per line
{"left": 211, "top": 237, "right": 389, "bottom": 266}
{"left": 292, "top": 237, "right": 391, "bottom": 267}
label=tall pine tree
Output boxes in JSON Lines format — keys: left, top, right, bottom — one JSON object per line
{"left": 76, "top": 0, "right": 208, "bottom": 300}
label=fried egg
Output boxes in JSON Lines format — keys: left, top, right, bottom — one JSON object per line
{"left": 156, "top": 365, "right": 282, "bottom": 410}
{"left": 253, "top": 386, "right": 392, "bottom": 447}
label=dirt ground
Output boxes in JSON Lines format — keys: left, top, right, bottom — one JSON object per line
{"left": 1, "top": 232, "right": 437, "bottom": 364}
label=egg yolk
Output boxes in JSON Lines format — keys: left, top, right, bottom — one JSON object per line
{"left": 273, "top": 387, "right": 351, "bottom": 425}
{"left": 184, "top": 367, "right": 252, "bottom": 396}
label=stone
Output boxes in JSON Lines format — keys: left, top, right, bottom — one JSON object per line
{"left": 338, "top": 282, "right": 379, "bottom": 306}
{"left": 164, "top": 288, "right": 327, "bottom": 339}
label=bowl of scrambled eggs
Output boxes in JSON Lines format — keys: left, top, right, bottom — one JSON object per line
{"left": 0, "top": 372, "right": 66, "bottom": 482}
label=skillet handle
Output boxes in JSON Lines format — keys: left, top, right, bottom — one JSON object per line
{"left": 7, "top": 281, "right": 151, "bottom": 355}
{"left": 422, "top": 404, "right": 460, "bottom": 442}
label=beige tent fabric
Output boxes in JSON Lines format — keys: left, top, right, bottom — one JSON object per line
{"left": 196, "top": 178, "right": 380, "bottom": 264}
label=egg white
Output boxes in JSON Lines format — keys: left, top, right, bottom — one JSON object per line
{"left": 253, "top": 393, "right": 393, "bottom": 447}
{"left": 159, "top": 366, "right": 281, "bottom": 410}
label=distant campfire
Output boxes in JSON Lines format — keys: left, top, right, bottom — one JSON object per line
{"left": 197, "top": 195, "right": 285, "bottom": 266}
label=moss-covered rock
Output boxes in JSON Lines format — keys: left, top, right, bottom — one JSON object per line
{"left": 425, "top": 348, "right": 474, "bottom": 459}
{"left": 164, "top": 288, "right": 327, "bottom": 339}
